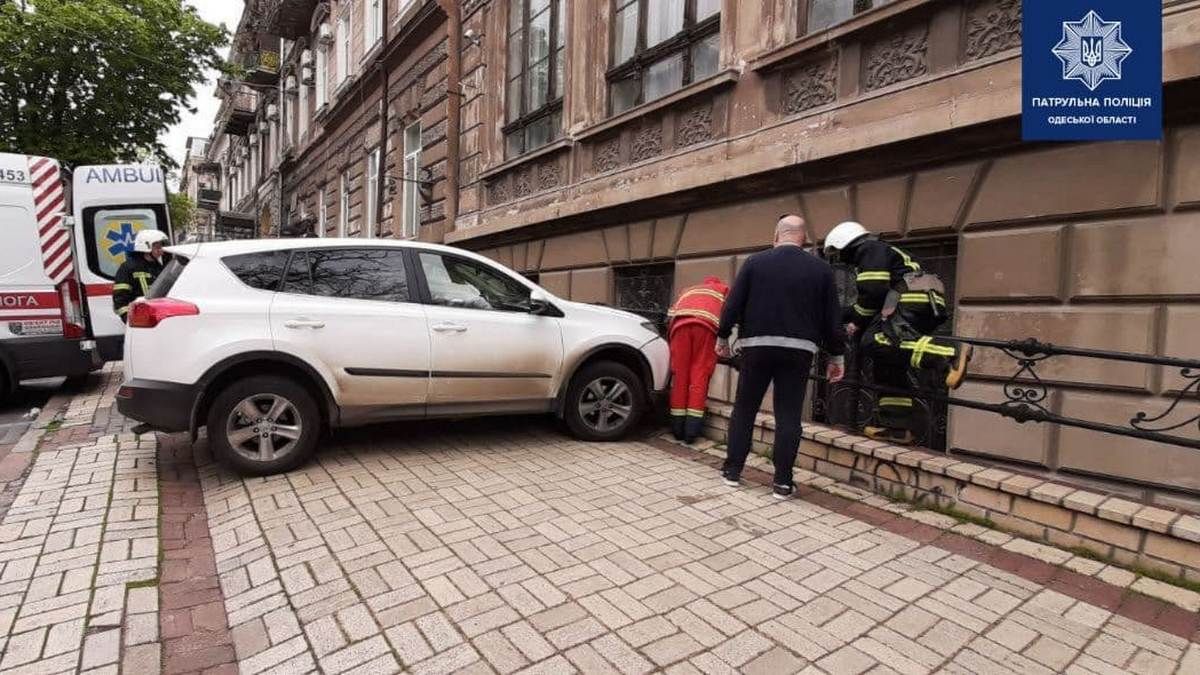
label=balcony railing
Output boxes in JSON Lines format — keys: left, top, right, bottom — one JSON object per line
{"left": 217, "top": 87, "right": 258, "bottom": 136}
{"left": 241, "top": 50, "right": 281, "bottom": 86}
{"left": 260, "top": 0, "right": 321, "bottom": 40}
{"left": 197, "top": 189, "right": 223, "bottom": 211}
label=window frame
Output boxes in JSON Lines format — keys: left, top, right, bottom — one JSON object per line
{"left": 402, "top": 122, "right": 422, "bottom": 240}
{"left": 365, "top": 0, "right": 383, "bottom": 48}
{"left": 315, "top": 43, "right": 328, "bottom": 108}
{"left": 606, "top": 0, "right": 721, "bottom": 115}
{"left": 337, "top": 11, "right": 352, "bottom": 84}
{"left": 366, "top": 147, "right": 380, "bottom": 238}
{"left": 502, "top": 0, "right": 566, "bottom": 158}
{"left": 338, "top": 170, "right": 350, "bottom": 237}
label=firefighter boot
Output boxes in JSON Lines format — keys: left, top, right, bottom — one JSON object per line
{"left": 670, "top": 413, "right": 686, "bottom": 441}
{"left": 945, "top": 344, "right": 973, "bottom": 390}
{"left": 683, "top": 414, "right": 706, "bottom": 445}
{"left": 864, "top": 426, "right": 915, "bottom": 445}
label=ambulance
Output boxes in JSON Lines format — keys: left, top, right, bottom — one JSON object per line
{"left": 0, "top": 152, "right": 171, "bottom": 399}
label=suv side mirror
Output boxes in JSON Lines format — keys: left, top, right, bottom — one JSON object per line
{"left": 529, "top": 289, "right": 552, "bottom": 315}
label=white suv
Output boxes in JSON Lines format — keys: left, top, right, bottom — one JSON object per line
{"left": 117, "top": 239, "right": 669, "bottom": 474}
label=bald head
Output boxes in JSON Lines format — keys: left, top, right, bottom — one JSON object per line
{"left": 774, "top": 214, "right": 807, "bottom": 247}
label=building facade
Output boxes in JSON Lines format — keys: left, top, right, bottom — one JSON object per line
{"left": 203, "top": 0, "right": 1200, "bottom": 502}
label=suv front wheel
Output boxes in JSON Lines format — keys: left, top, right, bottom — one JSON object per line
{"left": 207, "top": 375, "right": 320, "bottom": 475}
{"left": 563, "top": 361, "right": 645, "bottom": 442}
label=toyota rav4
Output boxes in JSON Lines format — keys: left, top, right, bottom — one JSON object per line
{"left": 117, "top": 239, "right": 669, "bottom": 474}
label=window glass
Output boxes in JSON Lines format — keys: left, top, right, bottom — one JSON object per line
{"left": 691, "top": 32, "right": 720, "bottom": 81}
{"left": 646, "top": 0, "right": 685, "bottom": 47}
{"left": 285, "top": 249, "right": 410, "bottom": 302}
{"left": 223, "top": 251, "right": 290, "bottom": 291}
{"left": 504, "top": 0, "right": 565, "bottom": 157}
{"left": 609, "top": 77, "right": 639, "bottom": 115}
{"left": 644, "top": 53, "right": 684, "bottom": 103}
{"left": 613, "top": 3, "right": 639, "bottom": 64}
{"left": 696, "top": 0, "right": 721, "bottom": 20}
{"left": 808, "top": 0, "right": 861, "bottom": 33}
{"left": 419, "top": 253, "right": 531, "bottom": 312}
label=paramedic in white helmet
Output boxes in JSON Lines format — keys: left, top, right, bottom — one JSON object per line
{"left": 112, "top": 229, "right": 170, "bottom": 322}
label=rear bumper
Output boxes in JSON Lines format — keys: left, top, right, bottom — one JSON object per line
{"left": 1, "top": 336, "right": 102, "bottom": 381}
{"left": 116, "top": 378, "right": 195, "bottom": 433}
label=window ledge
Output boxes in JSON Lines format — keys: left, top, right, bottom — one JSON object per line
{"left": 750, "top": 0, "right": 934, "bottom": 73}
{"left": 574, "top": 69, "right": 740, "bottom": 143}
{"left": 361, "top": 41, "right": 384, "bottom": 67}
{"left": 478, "top": 138, "right": 574, "bottom": 181}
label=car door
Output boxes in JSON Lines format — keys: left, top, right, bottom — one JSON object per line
{"left": 269, "top": 247, "right": 430, "bottom": 414}
{"left": 415, "top": 251, "right": 563, "bottom": 408}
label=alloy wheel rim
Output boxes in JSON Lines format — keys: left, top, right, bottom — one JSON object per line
{"left": 578, "top": 376, "right": 633, "bottom": 433}
{"left": 226, "top": 394, "right": 302, "bottom": 463}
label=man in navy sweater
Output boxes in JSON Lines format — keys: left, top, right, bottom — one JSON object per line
{"left": 717, "top": 215, "right": 846, "bottom": 499}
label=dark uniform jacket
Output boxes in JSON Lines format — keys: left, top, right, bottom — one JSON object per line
{"left": 112, "top": 255, "right": 166, "bottom": 322}
{"left": 843, "top": 238, "right": 944, "bottom": 332}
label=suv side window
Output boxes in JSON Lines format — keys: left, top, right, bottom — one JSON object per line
{"left": 222, "top": 251, "right": 290, "bottom": 291}
{"left": 418, "top": 253, "right": 531, "bottom": 312}
{"left": 282, "top": 248, "right": 411, "bottom": 303}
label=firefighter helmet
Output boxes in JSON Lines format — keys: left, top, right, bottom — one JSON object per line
{"left": 823, "top": 221, "right": 870, "bottom": 255}
{"left": 132, "top": 229, "right": 169, "bottom": 253}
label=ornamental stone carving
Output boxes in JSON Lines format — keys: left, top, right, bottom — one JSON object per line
{"left": 965, "top": 0, "right": 1022, "bottom": 61}
{"left": 863, "top": 25, "right": 929, "bottom": 91}
{"left": 538, "top": 161, "right": 560, "bottom": 190}
{"left": 631, "top": 124, "right": 663, "bottom": 162}
{"left": 486, "top": 178, "right": 509, "bottom": 206}
{"left": 592, "top": 136, "right": 621, "bottom": 173}
{"left": 514, "top": 166, "right": 534, "bottom": 198}
{"left": 675, "top": 105, "right": 713, "bottom": 148}
{"left": 783, "top": 56, "right": 838, "bottom": 115}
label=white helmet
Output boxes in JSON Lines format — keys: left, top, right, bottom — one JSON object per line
{"left": 824, "top": 221, "right": 869, "bottom": 254}
{"left": 133, "top": 229, "right": 169, "bottom": 253}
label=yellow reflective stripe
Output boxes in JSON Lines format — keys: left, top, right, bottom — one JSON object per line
{"left": 852, "top": 303, "right": 876, "bottom": 317}
{"left": 685, "top": 409, "right": 706, "bottom": 418}
{"left": 899, "top": 292, "right": 946, "bottom": 305}
{"left": 116, "top": 306, "right": 129, "bottom": 315}
{"left": 925, "top": 345, "right": 957, "bottom": 357}
{"left": 669, "top": 308, "right": 720, "bottom": 324}
{"left": 909, "top": 336, "right": 933, "bottom": 368}
{"left": 132, "top": 271, "right": 153, "bottom": 294}
{"left": 856, "top": 271, "right": 892, "bottom": 282}
{"left": 874, "top": 333, "right": 892, "bottom": 346}
{"left": 670, "top": 409, "right": 687, "bottom": 416}
{"left": 112, "top": 283, "right": 132, "bottom": 292}
{"left": 879, "top": 397, "right": 914, "bottom": 408}
{"left": 680, "top": 288, "right": 726, "bottom": 302}
{"left": 891, "top": 246, "right": 922, "bottom": 272}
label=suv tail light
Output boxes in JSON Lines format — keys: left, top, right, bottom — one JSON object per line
{"left": 128, "top": 298, "right": 199, "bottom": 328}
{"left": 56, "top": 280, "right": 86, "bottom": 339}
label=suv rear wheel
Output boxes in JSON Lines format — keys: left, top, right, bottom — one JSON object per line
{"left": 563, "top": 361, "right": 645, "bottom": 442}
{"left": 207, "top": 375, "right": 319, "bottom": 475}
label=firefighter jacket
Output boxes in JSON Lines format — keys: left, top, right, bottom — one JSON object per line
{"left": 112, "top": 254, "right": 166, "bottom": 322}
{"left": 843, "top": 239, "right": 945, "bottom": 331}
{"left": 667, "top": 276, "right": 729, "bottom": 339}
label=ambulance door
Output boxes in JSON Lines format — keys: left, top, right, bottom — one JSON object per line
{"left": 72, "top": 165, "right": 172, "bottom": 361}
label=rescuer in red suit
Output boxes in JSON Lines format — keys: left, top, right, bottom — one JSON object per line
{"left": 667, "top": 276, "right": 729, "bottom": 443}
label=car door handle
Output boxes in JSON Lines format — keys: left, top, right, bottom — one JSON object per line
{"left": 431, "top": 323, "right": 468, "bottom": 333}
{"left": 284, "top": 319, "right": 326, "bottom": 329}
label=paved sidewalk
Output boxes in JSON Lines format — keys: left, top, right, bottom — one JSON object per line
{"left": 0, "top": 368, "right": 1197, "bottom": 674}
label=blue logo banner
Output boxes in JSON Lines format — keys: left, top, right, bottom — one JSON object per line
{"left": 1022, "top": 0, "right": 1162, "bottom": 141}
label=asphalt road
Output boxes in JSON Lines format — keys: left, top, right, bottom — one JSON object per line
{"left": 0, "top": 377, "right": 62, "bottom": 443}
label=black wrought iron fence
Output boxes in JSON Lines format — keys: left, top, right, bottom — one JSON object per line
{"left": 812, "top": 336, "right": 1200, "bottom": 451}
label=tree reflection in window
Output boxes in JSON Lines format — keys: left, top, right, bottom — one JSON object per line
{"left": 282, "top": 249, "right": 411, "bottom": 303}
{"left": 223, "top": 251, "right": 291, "bottom": 291}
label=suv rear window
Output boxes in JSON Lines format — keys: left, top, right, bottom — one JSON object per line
{"left": 222, "top": 251, "right": 291, "bottom": 291}
{"left": 146, "top": 256, "right": 189, "bottom": 299}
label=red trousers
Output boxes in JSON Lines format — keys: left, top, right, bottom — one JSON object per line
{"left": 669, "top": 323, "right": 719, "bottom": 419}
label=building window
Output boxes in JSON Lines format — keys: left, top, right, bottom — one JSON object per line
{"left": 504, "top": 0, "right": 566, "bottom": 159}
{"left": 366, "top": 148, "right": 380, "bottom": 238}
{"left": 402, "top": 122, "right": 422, "bottom": 239}
{"left": 339, "top": 170, "right": 350, "bottom": 236}
{"left": 315, "top": 45, "right": 328, "bottom": 107}
{"left": 613, "top": 263, "right": 675, "bottom": 332}
{"left": 337, "top": 12, "right": 352, "bottom": 84}
{"left": 318, "top": 187, "right": 327, "bottom": 237}
{"left": 366, "top": 0, "right": 383, "bottom": 47}
{"left": 807, "top": 0, "right": 890, "bottom": 34}
{"left": 608, "top": 0, "right": 720, "bottom": 115}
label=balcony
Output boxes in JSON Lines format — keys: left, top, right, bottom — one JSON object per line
{"left": 241, "top": 49, "right": 280, "bottom": 86}
{"left": 260, "top": 0, "right": 321, "bottom": 40}
{"left": 216, "top": 87, "right": 258, "bottom": 136}
{"left": 197, "top": 189, "right": 223, "bottom": 211}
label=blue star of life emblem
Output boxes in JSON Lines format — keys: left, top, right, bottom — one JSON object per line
{"left": 1052, "top": 10, "right": 1133, "bottom": 92}
{"left": 105, "top": 222, "right": 137, "bottom": 259}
